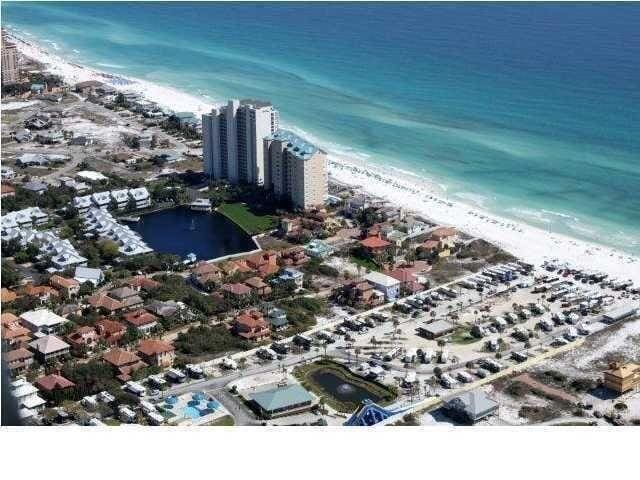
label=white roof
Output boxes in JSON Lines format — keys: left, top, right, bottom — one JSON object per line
{"left": 364, "top": 271, "right": 401, "bottom": 288}
{"left": 20, "top": 309, "right": 68, "bottom": 328}
{"left": 77, "top": 170, "right": 108, "bottom": 181}
{"left": 75, "top": 266, "right": 103, "bottom": 281}
{"left": 29, "top": 334, "right": 71, "bottom": 354}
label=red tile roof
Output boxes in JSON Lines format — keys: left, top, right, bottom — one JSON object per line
{"left": 236, "top": 310, "right": 268, "bottom": 330}
{"left": 50, "top": 275, "right": 80, "bottom": 289}
{"left": 123, "top": 309, "right": 158, "bottom": 327}
{"left": 95, "top": 318, "right": 126, "bottom": 335}
{"left": 3, "top": 347, "right": 33, "bottom": 363}
{"left": 137, "top": 339, "right": 174, "bottom": 356}
{"left": 124, "top": 275, "right": 161, "bottom": 291}
{"left": 35, "top": 374, "right": 75, "bottom": 392}
{"left": 430, "top": 227, "right": 457, "bottom": 240}
{"left": 1, "top": 288, "right": 18, "bottom": 303}
{"left": 88, "top": 293, "right": 124, "bottom": 311}
{"left": 360, "top": 236, "right": 391, "bottom": 249}
{"left": 103, "top": 348, "right": 142, "bottom": 367}
{"left": 1, "top": 312, "right": 20, "bottom": 326}
{"left": 222, "top": 283, "right": 252, "bottom": 296}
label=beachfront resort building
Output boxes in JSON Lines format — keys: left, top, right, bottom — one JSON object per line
{"left": 1, "top": 32, "right": 19, "bottom": 86}
{"left": 264, "top": 129, "right": 328, "bottom": 209}
{"left": 202, "top": 99, "right": 279, "bottom": 185}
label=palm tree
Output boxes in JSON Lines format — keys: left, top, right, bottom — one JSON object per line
{"left": 355, "top": 347, "right": 361, "bottom": 365}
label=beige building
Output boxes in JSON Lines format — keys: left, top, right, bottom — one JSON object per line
{"left": 264, "top": 129, "right": 327, "bottom": 210}
{"left": 202, "top": 99, "right": 279, "bottom": 185}
{"left": 1, "top": 33, "right": 19, "bottom": 86}
{"left": 604, "top": 362, "right": 640, "bottom": 394}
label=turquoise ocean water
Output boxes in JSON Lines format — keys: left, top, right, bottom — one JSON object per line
{"left": 3, "top": 2, "right": 639, "bottom": 254}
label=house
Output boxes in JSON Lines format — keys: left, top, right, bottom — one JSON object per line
{"left": 108, "top": 286, "right": 143, "bottom": 309}
{"left": 128, "top": 187, "right": 151, "bottom": 209}
{"left": 110, "top": 189, "right": 130, "bottom": 209}
{"left": 123, "top": 275, "right": 160, "bottom": 293}
{"left": 19, "top": 309, "right": 68, "bottom": 334}
{"left": 28, "top": 334, "right": 71, "bottom": 363}
{"left": 22, "top": 180, "right": 48, "bottom": 195}
{"left": 77, "top": 170, "right": 109, "bottom": 182}
{"left": 267, "top": 308, "right": 289, "bottom": 330}
{"left": 145, "top": 299, "right": 181, "bottom": 319}
{"left": 34, "top": 130, "right": 64, "bottom": 144}
{"left": 337, "top": 280, "right": 385, "bottom": 308}
{"left": 14, "top": 128, "right": 32, "bottom": 143}
{"left": 57, "top": 303, "right": 83, "bottom": 318}
{"left": 49, "top": 275, "right": 80, "bottom": 298}
{"left": 417, "top": 319, "right": 456, "bottom": 339}
{"left": 35, "top": 374, "right": 75, "bottom": 396}
{"left": 233, "top": 310, "right": 271, "bottom": 342}
{"left": 246, "top": 251, "right": 278, "bottom": 273}
{"left": 279, "top": 246, "right": 309, "bottom": 267}
{"left": 1, "top": 288, "right": 18, "bottom": 304}
{"left": 18, "top": 284, "right": 60, "bottom": 304}
{"left": 87, "top": 293, "right": 124, "bottom": 314}
{"left": 66, "top": 326, "right": 100, "bottom": 353}
{"left": 363, "top": 271, "right": 401, "bottom": 301}
{"left": 1, "top": 184, "right": 16, "bottom": 198}
{"left": 190, "top": 262, "right": 223, "bottom": 287}
{"left": 3, "top": 347, "right": 35, "bottom": 374}
{"left": 429, "top": 226, "right": 458, "bottom": 250}
{"left": 603, "top": 362, "right": 640, "bottom": 394}
{"left": 137, "top": 339, "right": 175, "bottom": 368}
{"left": 74, "top": 266, "right": 104, "bottom": 286}
{"left": 222, "top": 283, "right": 252, "bottom": 300}
{"left": 359, "top": 235, "right": 392, "bottom": 256}
{"left": 73, "top": 195, "right": 93, "bottom": 213}
{"left": 10, "top": 379, "right": 46, "bottom": 419}
{"left": 249, "top": 384, "right": 315, "bottom": 419}
{"left": 91, "top": 190, "right": 111, "bottom": 207}
{"left": 123, "top": 309, "right": 158, "bottom": 334}
{"left": 68, "top": 135, "right": 93, "bottom": 146}
{"left": 244, "top": 276, "right": 272, "bottom": 296}
{"left": 305, "top": 240, "right": 335, "bottom": 259}
{"left": 2, "top": 312, "right": 32, "bottom": 347}
{"left": 95, "top": 318, "right": 126, "bottom": 345}
{"left": 220, "top": 259, "right": 253, "bottom": 276}
{"left": 74, "top": 80, "right": 104, "bottom": 95}
{"left": 445, "top": 390, "right": 499, "bottom": 424}
{"left": 102, "top": 348, "right": 148, "bottom": 382}
{"left": 277, "top": 268, "right": 304, "bottom": 288}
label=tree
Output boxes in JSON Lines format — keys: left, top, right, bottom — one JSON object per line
{"left": 78, "top": 281, "right": 95, "bottom": 297}
{"left": 433, "top": 366, "right": 443, "bottom": 378}
{"left": 1, "top": 259, "right": 21, "bottom": 287}
{"left": 98, "top": 240, "right": 120, "bottom": 262}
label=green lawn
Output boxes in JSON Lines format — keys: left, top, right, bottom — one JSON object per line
{"left": 217, "top": 202, "right": 277, "bottom": 235}
{"left": 349, "top": 254, "right": 380, "bottom": 272}
{"left": 204, "top": 415, "right": 235, "bottom": 426}
{"left": 447, "top": 327, "right": 481, "bottom": 345}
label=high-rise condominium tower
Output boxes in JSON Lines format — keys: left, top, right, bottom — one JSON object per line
{"left": 202, "top": 99, "right": 279, "bottom": 185}
{"left": 264, "top": 129, "right": 327, "bottom": 210}
{"left": 1, "top": 33, "right": 19, "bottom": 86}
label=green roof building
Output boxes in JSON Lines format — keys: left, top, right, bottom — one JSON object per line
{"left": 250, "top": 384, "right": 315, "bottom": 419}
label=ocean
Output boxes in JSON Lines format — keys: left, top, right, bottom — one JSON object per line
{"left": 3, "top": 2, "right": 639, "bottom": 255}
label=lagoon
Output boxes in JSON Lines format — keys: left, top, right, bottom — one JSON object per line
{"left": 131, "top": 207, "right": 256, "bottom": 261}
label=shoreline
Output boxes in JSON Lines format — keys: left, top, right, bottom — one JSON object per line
{"left": 6, "top": 30, "right": 640, "bottom": 284}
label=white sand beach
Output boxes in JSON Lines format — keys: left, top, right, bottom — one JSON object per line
{"left": 8, "top": 32, "right": 640, "bottom": 285}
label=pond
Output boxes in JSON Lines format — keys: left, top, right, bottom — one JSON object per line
{"left": 309, "top": 370, "right": 385, "bottom": 405}
{"left": 131, "top": 207, "right": 256, "bottom": 260}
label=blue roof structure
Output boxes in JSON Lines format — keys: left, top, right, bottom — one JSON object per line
{"left": 250, "top": 384, "right": 314, "bottom": 413}
{"left": 266, "top": 129, "right": 318, "bottom": 160}
{"left": 344, "top": 399, "right": 409, "bottom": 427}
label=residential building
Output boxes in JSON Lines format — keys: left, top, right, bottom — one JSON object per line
{"left": 108, "top": 286, "right": 143, "bottom": 309}
{"left": 1, "top": 33, "right": 19, "bottom": 85}
{"left": 267, "top": 308, "right": 289, "bottom": 330}
{"left": 95, "top": 318, "right": 126, "bottom": 345}
{"left": 145, "top": 299, "right": 181, "bottom": 319}
{"left": 66, "top": 326, "right": 100, "bottom": 353}
{"left": 123, "top": 275, "right": 160, "bottom": 293}
{"left": 123, "top": 309, "right": 158, "bottom": 334}
{"left": 129, "top": 187, "right": 151, "bottom": 209}
{"left": 264, "top": 129, "right": 327, "bottom": 209}
{"left": 22, "top": 180, "right": 49, "bottom": 195}
{"left": 28, "top": 334, "right": 71, "bottom": 363}
{"left": 336, "top": 280, "right": 384, "bottom": 308}
{"left": 49, "top": 275, "right": 80, "bottom": 298}
{"left": 244, "top": 276, "right": 272, "bottom": 296}
{"left": 102, "top": 348, "right": 147, "bottom": 382}
{"left": 110, "top": 189, "right": 130, "bottom": 209}
{"left": 4, "top": 347, "right": 34, "bottom": 374}
{"left": 277, "top": 267, "right": 304, "bottom": 288}
{"left": 137, "top": 339, "right": 175, "bottom": 368}
{"left": 2, "top": 312, "right": 32, "bottom": 347}
{"left": 190, "top": 262, "right": 223, "bottom": 287}
{"left": 363, "top": 271, "right": 401, "bottom": 301}
{"left": 19, "top": 284, "right": 60, "bottom": 304}
{"left": 304, "top": 240, "right": 334, "bottom": 259}
{"left": 74, "top": 266, "right": 104, "bottom": 286}
{"left": 35, "top": 374, "right": 75, "bottom": 397}
{"left": 87, "top": 293, "right": 124, "bottom": 313}
{"left": 444, "top": 390, "right": 499, "bottom": 424}
{"left": 19, "top": 309, "right": 68, "bottom": 334}
{"left": 360, "top": 235, "right": 392, "bottom": 256}
{"left": 417, "top": 319, "right": 456, "bottom": 339}
{"left": 233, "top": 309, "right": 270, "bottom": 342}
{"left": 1, "top": 288, "right": 17, "bottom": 304}
{"left": 603, "top": 362, "right": 640, "bottom": 394}
{"left": 222, "top": 282, "right": 252, "bottom": 300}
{"left": 202, "top": 99, "right": 279, "bottom": 184}
{"left": 249, "top": 384, "right": 315, "bottom": 419}
{"left": 1, "top": 184, "right": 15, "bottom": 198}
{"left": 10, "top": 379, "right": 46, "bottom": 419}
{"left": 279, "top": 246, "right": 309, "bottom": 267}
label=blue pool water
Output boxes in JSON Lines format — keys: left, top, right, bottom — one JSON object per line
{"left": 3, "top": 3, "right": 639, "bottom": 254}
{"left": 182, "top": 406, "right": 201, "bottom": 420}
